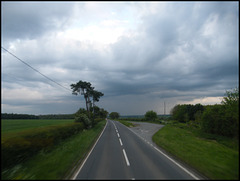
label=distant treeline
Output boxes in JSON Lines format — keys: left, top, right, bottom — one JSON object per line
{"left": 39, "top": 114, "right": 74, "bottom": 119}
{"left": 1, "top": 113, "right": 75, "bottom": 119}
{"left": 120, "top": 115, "right": 171, "bottom": 119}
{"left": 119, "top": 114, "right": 172, "bottom": 123}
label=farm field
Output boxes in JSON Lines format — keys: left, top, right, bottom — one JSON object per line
{"left": 1, "top": 118, "right": 106, "bottom": 179}
{"left": 1, "top": 119, "right": 74, "bottom": 137}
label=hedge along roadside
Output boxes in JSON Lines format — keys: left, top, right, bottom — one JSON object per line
{"left": 1, "top": 122, "right": 85, "bottom": 170}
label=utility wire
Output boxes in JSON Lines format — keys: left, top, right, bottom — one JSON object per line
{"left": 1, "top": 46, "right": 71, "bottom": 92}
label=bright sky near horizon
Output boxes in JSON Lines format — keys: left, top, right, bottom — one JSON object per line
{"left": 1, "top": 1, "right": 239, "bottom": 115}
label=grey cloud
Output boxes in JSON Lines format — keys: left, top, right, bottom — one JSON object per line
{"left": 1, "top": 2, "right": 74, "bottom": 41}
{"left": 2, "top": 98, "right": 80, "bottom": 115}
{"left": 1, "top": 2, "right": 238, "bottom": 115}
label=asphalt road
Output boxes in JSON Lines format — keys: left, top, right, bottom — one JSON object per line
{"left": 128, "top": 121, "right": 164, "bottom": 147}
{"left": 73, "top": 120, "right": 203, "bottom": 180}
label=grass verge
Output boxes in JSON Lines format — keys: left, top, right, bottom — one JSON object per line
{"left": 117, "top": 119, "right": 135, "bottom": 127}
{"left": 1, "top": 120, "right": 106, "bottom": 180}
{"left": 152, "top": 124, "right": 239, "bottom": 180}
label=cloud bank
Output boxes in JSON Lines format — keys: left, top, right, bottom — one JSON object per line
{"left": 1, "top": 2, "right": 239, "bottom": 115}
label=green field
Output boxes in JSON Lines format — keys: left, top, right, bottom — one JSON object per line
{"left": 1, "top": 119, "right": 106, "bottom": 179}
{"left": 1, "top": 119, "right": 77, "bottom": 141}
{"left": 1, "top": 119, "right": 74, "bottom": 134}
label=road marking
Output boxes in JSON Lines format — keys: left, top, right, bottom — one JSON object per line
{"left": 113, "top": 121, "right": 130, "bottom": 168}
{"left": 153, "top": 147, "right": 200, "bottom": 180}
{"left": 71, "top": 120, "right": 108, "bottom": 180}
{"left": 112, "top": 122, "right": 117, "bottom": 129}
{"left": 122, "top": 149, "right": 130, "bottom": 166}
{"left": 126, "top": 126, "right": 200, "bottom": 180}
{"left": 119, "top": 138, "right": 123, "bottom": 146}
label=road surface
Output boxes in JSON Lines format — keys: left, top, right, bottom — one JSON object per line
{"left": 73, "top": 120, "right": 203, "bottom": 180}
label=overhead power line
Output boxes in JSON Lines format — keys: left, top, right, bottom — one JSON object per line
{"left": 1, "top": 46, "right": 71, "bottom": 92}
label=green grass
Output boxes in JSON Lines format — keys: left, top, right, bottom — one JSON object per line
{"left": 117, "top": 119, "right": 135, "bottom": 127}
{"left": 1, "top": 119, "right": 74, "bottom": 134}
{"left": 152, "top": 124, "right": 239, "bottom": 180}
{"left": 1, "top": 120, "right": 106, "bottom": 180}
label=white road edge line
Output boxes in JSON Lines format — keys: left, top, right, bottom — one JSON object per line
{"left": 122, "top": 149, "right": 130, "bottom": 166}
{"left": 71, "top": 120, "right": 109, "bottom": 180}
{"left": 125, "top": 125, "right": 200, "bottom": 180}
{"left": 153, "top": 147, "right": 199, "bottom": 180}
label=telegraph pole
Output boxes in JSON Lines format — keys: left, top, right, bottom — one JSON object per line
{"left": 164, "top": 101, "right": 166, "bottom": 115}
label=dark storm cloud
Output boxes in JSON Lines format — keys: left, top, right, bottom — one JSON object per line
{"left": 1, "top": 2, "right": 75, "bottom": 41}
{"left": 1, "top": 2, "right": 239, "bottom": 115}
{"left": 102, "top": 2, "right": 239, "bottom": 99}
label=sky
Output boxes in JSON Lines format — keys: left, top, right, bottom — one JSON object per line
{"left": 1, "top": 1, "right": 239, "bottom": 115}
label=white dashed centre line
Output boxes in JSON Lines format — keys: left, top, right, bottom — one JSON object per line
{"left": 122, "top": 149, "right": 130, "bottom": 166}
{"left": 119, "top": 138, "right": 123, "bottom": 146}
{"left": 113, "top": 121, "right": 131, "bottom": 167}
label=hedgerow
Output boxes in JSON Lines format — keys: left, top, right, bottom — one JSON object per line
{"left": 1, "top": 122, "right": 84, "bottom": 170}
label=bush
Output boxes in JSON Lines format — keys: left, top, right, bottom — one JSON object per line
{"left": 75, "top": 113, "right": 91, "bottom": 129}
{"left": 201, "top": 105, "right": 236, "bottom": 137}
{"left": 200, "top": 88, "right": 239, "bottom": 138}
{"left": 1, "top": 123, "right": 84, "bottom": 170}
{"left": 109, "top": 112, "right": 120, "bottom": 119}
{"left": 144, "top": 110, "right": 158, "bottom": 121}
{"left": 171, "top": 104, "right": 204, "bottom": 123}
{"left": 221, "top": 87, "right": 239, "bottom": 138}
{"left": 94, "top": 118, "right": 104, "bottom": 123}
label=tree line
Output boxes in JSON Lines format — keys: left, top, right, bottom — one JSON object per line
{"left": 171, "top": 87, "right": 239, "bottom": 138}
{"left": 1, "top": 113, "right": 76, "bottom": 119}
{"left": 109, "top": 87, "right": 239, "bottom": 139}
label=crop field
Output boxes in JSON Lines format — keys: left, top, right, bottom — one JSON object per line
{"left": 1, "top": 119, "right": 74, "bottom": 136}
{"left": 1, "top": 118, "right": 106, "bottom": 179}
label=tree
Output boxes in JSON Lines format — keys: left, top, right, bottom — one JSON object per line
{"left": 75, "top": 113, "right": 91, "bottom": 129}
{"left": 70, "top": 80, "right": 93, "bottom": 115}
{"left": 201, "top": 87, "right": 239, "bottom": 138}
{"left": 221, "top": 87, "right": 239, "bottom": 122}
{"left": 90, "top": 106, "right": 108, "bottom": 119}
{"left": 70, "top": 80, "right": 104, "bottom": 128}
{"left": 70, "top": 80, "right": 104, "bottom": 118}
{"left": 109, "top": 112, "right": 120, "bottom": 119}
{"left": 201, "top": 104, "right": 226, "bottom": 135}
{"left": 171, "top": 104, "right": 204, "bottom": 122}
{"left": 171, "top": 104, "right": 186, "bottom": 122}
{"left": 75, "top": 108, "right": 88, "bottom": 116}
{"left": 144, "top": 110, "right": 158, "bottom": 121}
{"left": 222, "top": 87, "right": 239, "bottom": 105}
{"left": 90, "top": 89, "right": 104, "bottom": 116}
{"left": 221, "top": 87, "right": 239, "bottom": 138}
